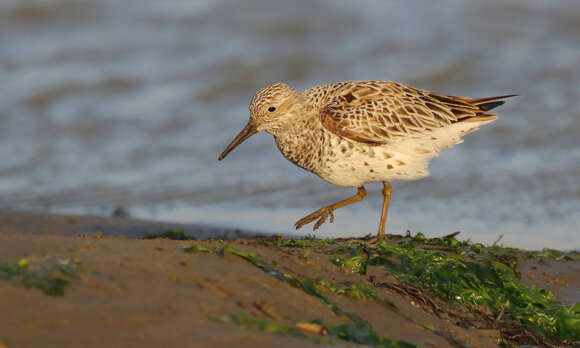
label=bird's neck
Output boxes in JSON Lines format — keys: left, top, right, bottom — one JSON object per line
{"left": 272, "top": 112, "right": 323, "bottom": 172}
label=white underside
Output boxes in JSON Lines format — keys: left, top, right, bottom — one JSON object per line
{"left": 318, "top": 119, "right": 493, "bottom": 187}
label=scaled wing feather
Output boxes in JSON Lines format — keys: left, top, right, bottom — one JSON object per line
{"left": 319, "top": 81, "right": 505, "bottom": 145}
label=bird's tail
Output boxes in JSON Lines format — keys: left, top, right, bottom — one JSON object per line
{"left": 470, "top": 94, "right": 518, "bottom": 111}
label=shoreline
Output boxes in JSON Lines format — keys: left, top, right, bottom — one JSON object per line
{"left": 0, "top": 209, "right": 265, "bottom": 240}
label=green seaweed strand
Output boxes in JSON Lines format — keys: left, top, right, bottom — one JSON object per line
{"left": 186, "top": 244, "right": 416, "bottom": 348}
{"left": 363, "top": 241, "right": 579, "bottom": 342}
{"left": 0, "top": 258, "right": 81, "bottom": 296}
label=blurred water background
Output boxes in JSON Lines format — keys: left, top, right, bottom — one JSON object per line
{"left": 1, "top": 0, "right": 579, "bottom": 249}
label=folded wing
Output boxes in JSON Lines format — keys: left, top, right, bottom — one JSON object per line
{"left": 320, "top": 81, "right": 515, "bottom": 145}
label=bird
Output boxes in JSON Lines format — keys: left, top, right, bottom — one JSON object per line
{"left": 218, "top": 80, "right": 515, "bottom": 241}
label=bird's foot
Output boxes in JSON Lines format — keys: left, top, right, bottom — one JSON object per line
{"left": 294, "top": 207, "right": 335, "bottom": 231}
{"left": 366, "top": 234, "right": 388, "bottom": 244}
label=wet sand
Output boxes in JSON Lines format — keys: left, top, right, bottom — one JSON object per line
{"left": 0, "top": 210, "right": 577, "bottom": 347}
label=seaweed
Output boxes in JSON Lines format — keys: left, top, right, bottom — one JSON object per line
{"left": 317, "top": 280, "right": 396, "bottom": 309}
{"left": 222, "top": 246, "right": 330, "bottom": 302}
{"left": 324, "top": 318, "right": 416, "bottom": 348}
{"left": 0, "top": 258, "right": 81, "bottom": 296}
{"left": 265, "top": 238, "right": 310, "bottom": 248}
{"left": 186, "top": 244, "right": 328, "bottom": 300}
{"left": 394, "top": 232, "right": 470, "bottom": 253}
{"left": 183, "top": 244, "right": 213, "bottom": 253}
{"left": 223, "top": 312, "right": 416, "bottom": 348}
{"left": 331, "top": 245, "right": 369, "bottom": 275}
{"left": 263, "top": 237, "right": 336, "bottom": 248}
{"left": 186, "top": 244, "right": 415, "bottom": 348}
{"left": 144, "top": 229, "right": 195, "bottom": 240}
{"left": 227, "top": 312, "right": 307, "bottom": 338}
{"left": 338, "top": 241, "right": 580, "bottom": 343}
{"left": 186, "top": 240, "right": 579, "bottom": 345}
{"left": 531, "top": 248, "right": 580, "bottom": 262}
{"left": 418, "top": 322, "right": 435, "bottom": 331}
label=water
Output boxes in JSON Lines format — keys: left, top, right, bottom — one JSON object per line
{"left": 1, "top": 0, "right": 579, "bottom": 249}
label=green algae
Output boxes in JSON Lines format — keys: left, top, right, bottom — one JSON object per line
{"left": 324, "top": 318, "right": 416, "bottom": 348}
{"left": 183, "top": 244, "right": 213, "bottom": 253}
{"left": 488, "top": 245, "right": 579, "bottom": 263}
{"left": 187, "top": 244, "right": 330, "bottom": 301}
{"left": 225, "top": 312, "right": 416, "bottom": 348}
{"left": 186, "top": 245, "right": 392, "bottom": 308}
{"left": 531, "top": 248, "right": 580, "bottom": 262}
{"left": 185, "top": 241, "right": 579, "bottom": 344}
{"left": 333, "top": 240, "right": 579, "bottom": 343}
{"left": 535, "top": 248, "right": 562, "bottom": 260}
{"left": 470, "top": 243, "right": 484, "bottom": 254}
{"left": 418, "top": 322, "right": 435, "bottom": 331}
{"left": 264, "top": 237, "right": 336, "bottom": 248}
{"left": 265, "top": 238, "right": 310, "bottom": 248}
{"left": 331, "top": 254, "right": 368, "bottom": 274}
{"left": 186, "top": 244, "right": 415, "bottom": 348}
{"left": 331, "top": 245, "right": 369, "bottom": 275}
{"left": 318, "top": 280, "right": 395, "bottom": 309}
{"left": 227, "top": 312, "right": 308, "bottom": 338}
{"left": 0, "top": 258, "right": 81, "bottom": 296}
{"left": 144, "top": 229, "right": 195, "bottom": 240}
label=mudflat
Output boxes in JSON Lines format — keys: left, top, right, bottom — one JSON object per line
{"left": 0, "top": 211, "right": 578, "bottom": 348}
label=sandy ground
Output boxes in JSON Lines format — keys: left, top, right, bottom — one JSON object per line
{"left": 0, "top": 211, "right": 577, "bottom": 348}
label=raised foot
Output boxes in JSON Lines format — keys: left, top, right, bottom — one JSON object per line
{"left": 294, "top": 206, "right": 336, "bottom": 231}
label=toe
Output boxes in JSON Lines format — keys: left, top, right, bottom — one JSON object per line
{"left": 294, "top": 219, "right": 307, "bottom": 229}
{"left": 313, "top": 215, "right": 327, "bottom": 230}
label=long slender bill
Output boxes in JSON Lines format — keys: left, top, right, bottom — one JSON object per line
{"left": 218, "top": 121, "right": 258, "bottom": 160}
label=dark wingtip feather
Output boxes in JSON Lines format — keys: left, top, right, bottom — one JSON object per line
{"left": 472, "top": 94, "right": 518, "bottom": 111}
{"left": 478, "top": 100, "right": 505, "bottom": 111}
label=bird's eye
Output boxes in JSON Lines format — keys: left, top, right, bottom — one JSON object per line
{"left": 268, "top": 106, "right": 276, "bottom": 112}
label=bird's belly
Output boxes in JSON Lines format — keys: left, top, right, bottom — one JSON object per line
{"left": 317, "top": 140, "right": 437, "bottom": 187}
{"left": 314, "top": 120, "right": 490, "bottom": 187}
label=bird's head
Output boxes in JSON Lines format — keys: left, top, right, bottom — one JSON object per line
{"left": 219, "top": 82, "right": 302, "bottom": 160}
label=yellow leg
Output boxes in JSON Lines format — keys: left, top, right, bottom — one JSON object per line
{"left": 295, "top": 186, "right": 367, "bottom": 231}
{"left": 376, "top": 181, "right": 392, "bottom": 241}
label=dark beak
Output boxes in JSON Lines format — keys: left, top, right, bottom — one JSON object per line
{"left": 218, "top": 121, "right": 258, "bottom": 161}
